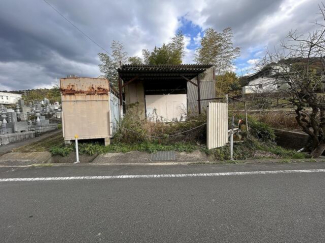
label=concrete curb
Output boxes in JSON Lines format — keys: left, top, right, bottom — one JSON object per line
{"left": 0, "top": 159, "right": 324, "bottom": 168}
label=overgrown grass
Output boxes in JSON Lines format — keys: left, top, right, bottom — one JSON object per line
{"left": 113, "top": 104, "right": 206, "bottom": 144}
{"left": 49, "top": 106, "right": 306, "bottom": 161}
{"left": 208, "top": 137, "right": 307, "bottom": 161}
{"left": 50, "top": 142, "right": 199, "bottom": 157}
{"left": 252, "top": 111, "right": 300, "bottom": 130}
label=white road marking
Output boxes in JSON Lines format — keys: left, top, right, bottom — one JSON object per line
{"left": 0, "top": 169, "right": 325, "bottom": 182}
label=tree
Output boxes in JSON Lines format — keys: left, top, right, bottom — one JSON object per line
{"left": 148, "top": 44, "right": 171, "bottom": 65}
{"left": 128, "top": 56, "right": 143, "bottom": 65}
{"left": 22, "top": 85, "right": 61, "bottom": 104}
{"left": 98, "top": 53, "right": 118, "bottom": 86}
{"left": 168, "top": 31, "right": 185, "bottom": 64}
{"left": 216, "top": 72, "right": 241, "bottom": 96}
{"left": 47, "top": 85, "right": 61, "bottom": 103}
{"left": 142, "top": 49, "right": 151, "bottom": 65}
{"left": 111, "top": 40, "right": 128, "bottom": 66}
{"left": 142, "top": 31, "right": 185, "bottom": 65}
{"left": 260, "top": 4, "right": 325, "bottom": 157}
{"left": 98, "top": 40, "right": 128, "bottom": 87}
{"left": 195, "top": 27, "right": 240, "bottom": 74}
{"left": 99, "top": 32, "right": 185, "bottom": 87}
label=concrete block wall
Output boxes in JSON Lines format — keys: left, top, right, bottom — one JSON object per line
{"left": 0, "top": 131, "right": 35, "bottom": 146}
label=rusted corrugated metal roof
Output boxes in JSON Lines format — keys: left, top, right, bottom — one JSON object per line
{"left": 118, "top": 64, "right": 213, "bottom": 82}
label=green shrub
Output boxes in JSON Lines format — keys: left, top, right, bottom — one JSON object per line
{"left": 249, "top": 119, "right": 276, "bottom": 142}
{"left": 57, "top": 124, "right": 62, "bottom": 129}
{"left": 49, "top": 145, "right": 73, "bottom": 157}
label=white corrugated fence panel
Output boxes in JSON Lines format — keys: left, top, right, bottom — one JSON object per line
{"left": 207, "top": 103, "right": 228, "bottom": 149}
{"left": 110, "top": 92, "right": 120, "bottom": 137}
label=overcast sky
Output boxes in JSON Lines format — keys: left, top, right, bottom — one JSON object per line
{"left": 0, "top": 0, "right": 320, "bottom": 90}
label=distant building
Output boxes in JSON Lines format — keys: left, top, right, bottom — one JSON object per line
{"left": 0, "top": 92, "right": 22, "bottom": 105}
{"left": 242, "top": 65, "right": 289, "bottom": 94}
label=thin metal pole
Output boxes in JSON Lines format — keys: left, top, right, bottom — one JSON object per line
{"left": 74, "top": 135, "right": 80, "bottom": 164}
{"left": 230, "top": 116, "right": 234, "bottom": 161}
{"left": 245, "top": 101, "right": 249, "bottom": 133}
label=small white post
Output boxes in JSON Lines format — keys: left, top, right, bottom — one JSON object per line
{"left": 74, "top": 135, "right": 80, "bottom": 164}
{"left": 230, "top": 130, "right": 234, "bottom": 161}
{"left": 230, "top": 116, "right": 234, "bottom": 161}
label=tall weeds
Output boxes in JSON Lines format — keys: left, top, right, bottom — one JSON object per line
{"left": 113, "top": 105, "right": 207, "bottom": 144}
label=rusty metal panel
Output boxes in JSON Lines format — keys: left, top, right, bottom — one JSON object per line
{"left": 207, "top": 102, "right": 228, "bottom": 149}
{"left": 60, "top": 77, "right": 109, "bottom": 95}
{"left": 60, "top": 78, "right": 110, "bottom": 141}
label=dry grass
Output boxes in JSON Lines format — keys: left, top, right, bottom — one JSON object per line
{"left": 114, "top": 105, "right": 206, "bottom": 144}
{"left": 251, "top": 111, "right": 300, "bottom": 130}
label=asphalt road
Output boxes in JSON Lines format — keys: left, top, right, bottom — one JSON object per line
{"left": 1, "top": 163, "right": 325, "bottom": 242}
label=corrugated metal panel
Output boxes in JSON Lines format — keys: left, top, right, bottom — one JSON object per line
{"left": 207, "top": 103, "right": 228, "bottom": 149}
{"left": 145, "top": 94, "right": 187, "bottom": 122}
{"left": 187, "top": 80, "right": 216, "bottom": 114}
{"left": 110, "top": 92, "right": 120, "bottom": 137}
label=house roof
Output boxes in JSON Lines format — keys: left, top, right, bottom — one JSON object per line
{"left": 118, "top": 64, "right": 213, "bottom": 82}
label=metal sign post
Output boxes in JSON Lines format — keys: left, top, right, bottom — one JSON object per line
{"left": 74, "top": 135, "right": 80, "bottom": 164}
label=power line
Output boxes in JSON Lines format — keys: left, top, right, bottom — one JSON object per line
{"left": 42, "top": 0, "right": 110, "bottom": 55}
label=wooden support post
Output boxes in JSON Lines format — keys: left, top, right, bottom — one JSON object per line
{"left": 197, "top": 74, "right": 201, "bottom": 114}
{"left": 122, "top": 76, "right": 139, "bottom": 88}
{"left": 181, "top": 75, "right": 197, "bottom": 87}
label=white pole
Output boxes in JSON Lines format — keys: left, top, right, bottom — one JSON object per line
{"left": 230, "top": 130, "right": 234, "bottom": 160}
{"left": 230, "top": 116, "right": 234, "bottom": 161}
{"left": 74, "top": 135, "right": 80, "bottom": 164}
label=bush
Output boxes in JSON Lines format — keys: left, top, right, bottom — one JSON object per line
{"left": 232, "top": 114, "right": 275, "bottom": 142}
{"left": 249, "top": 119, "right": 276, "bottom": 142}
{"left": 49, "top": 145, "right": 73, "bottom": 157}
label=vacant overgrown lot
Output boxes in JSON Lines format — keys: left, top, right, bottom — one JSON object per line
{"left": 45, "top": 107, "right": 307, "bottom": 161}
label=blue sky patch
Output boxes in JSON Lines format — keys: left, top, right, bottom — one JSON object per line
{"left": 178, "top": 16, "right": 203, "bottom": 50}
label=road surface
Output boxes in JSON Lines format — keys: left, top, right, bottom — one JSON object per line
{"left": 1, "top": 163, "right": 325, "bottom": 242}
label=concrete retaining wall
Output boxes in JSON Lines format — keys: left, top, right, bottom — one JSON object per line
{"left": 274, "top": 129, "right": 309, "bottom": 150}
{"left": 0, "top": 131, "right": 35, "bottom": 146}
{"left": 35, "top": 124, "right": 58, "bottom": 135}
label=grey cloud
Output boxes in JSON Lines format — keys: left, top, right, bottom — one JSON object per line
{"left": 0, "top": 0, "right": 319, "bottom": 90}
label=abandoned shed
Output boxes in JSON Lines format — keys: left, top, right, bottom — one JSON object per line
{"left": 60, "top": 77, "right": 111, "bottom": 145}
{"left": 118, "top": 64, "right": 215, "bottom": 121}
